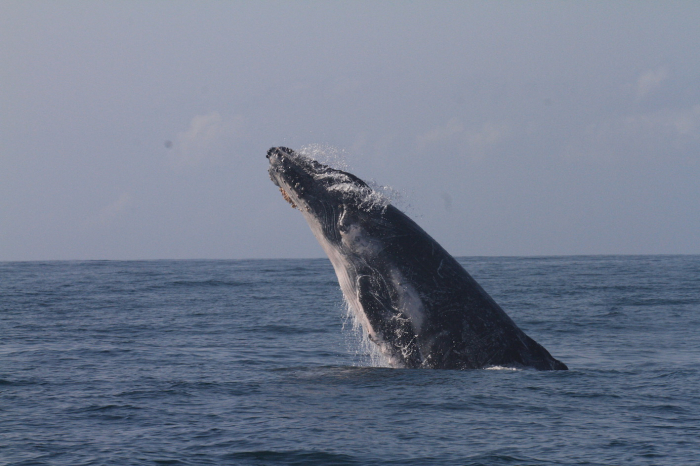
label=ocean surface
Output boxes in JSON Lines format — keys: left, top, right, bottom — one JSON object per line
{"left": 1, "top": 256, "right": 699, "bottom": 465}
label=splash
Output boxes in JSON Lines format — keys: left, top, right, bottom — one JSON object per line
{"left": 298, "top": 143, "right": 351, "bottom": 172}
{"left": 485, "top": 365, "right": 522, "bottom": 371}
{"left": 298, "top": 144, "right": 398, "bottom": 213}
{"left": 341, "top": 299, "right": 391, "bottom": 368}
{"left": 366, "top": 180, "right": 413, "bottom": 214}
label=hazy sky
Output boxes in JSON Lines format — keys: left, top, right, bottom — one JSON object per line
{"left": 2, "top": 1, "right": 699, "bottom": 260}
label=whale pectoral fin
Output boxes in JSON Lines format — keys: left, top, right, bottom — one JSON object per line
{"left": 356, "top": 273, "right": 422, "bottom": 368}
{"left": 356, "top": 274, "right": 393, "bottom": 328}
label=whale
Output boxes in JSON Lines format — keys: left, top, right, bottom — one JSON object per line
{"left": 267, "top": 146, "right": 567, "bottom": 370}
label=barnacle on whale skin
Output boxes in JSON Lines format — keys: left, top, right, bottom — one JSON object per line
{"left": 279, "top": 188, "right": 297, "bottom": 209}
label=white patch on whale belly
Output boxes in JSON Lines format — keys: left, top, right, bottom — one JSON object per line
{"left": 389, "top": 269, "right": 426, "bottom": 333}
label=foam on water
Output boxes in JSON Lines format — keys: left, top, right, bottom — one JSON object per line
{"left": 485, "top": 365, "right": 523, "bottom": 371}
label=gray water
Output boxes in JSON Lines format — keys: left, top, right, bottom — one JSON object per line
{"left": 1, "top": 256, "right": 699, "bottom": 465}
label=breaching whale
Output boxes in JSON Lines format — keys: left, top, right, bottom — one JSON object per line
{"left": 267, "top": 147, "right": 567, "bottom": 370}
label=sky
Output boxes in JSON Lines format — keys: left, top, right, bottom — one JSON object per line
{"left": 1, "top": 1, "right": 699, "bottom": 261}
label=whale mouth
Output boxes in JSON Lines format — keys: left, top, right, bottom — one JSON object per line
{"left": 279, "top": 187, "right": 297, "bottom": 209}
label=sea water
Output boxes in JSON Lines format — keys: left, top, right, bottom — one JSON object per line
{"left": 1, "top": 256, "right": 699, "bottom": 465}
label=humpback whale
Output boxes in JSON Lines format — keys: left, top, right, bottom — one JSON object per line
{"left": 267, "top": 147, "right": 567, "bottom": 370}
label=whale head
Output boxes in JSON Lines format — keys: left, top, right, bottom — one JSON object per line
{"left": 267, "top": 146, "right": 386, "bottom": 248}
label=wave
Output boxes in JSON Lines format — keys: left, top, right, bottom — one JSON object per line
{"left": 170, "top": 279, "right": 250, "bottom": 288}
{"left": 226, "top": 450, "right": 358, "bottom": 465}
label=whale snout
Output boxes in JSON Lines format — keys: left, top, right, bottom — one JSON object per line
{"left": 266, "top": 146, "right": 294, "bottom": 159}
{"left": 267, "top": 147, "right": 298, "bottom": 182}
{"left": 267, "top": 146, "right": 312, "bottom": 204}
